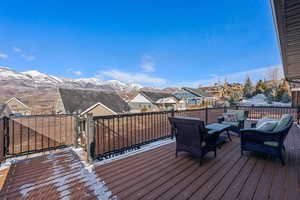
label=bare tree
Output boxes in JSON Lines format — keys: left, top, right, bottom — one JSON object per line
{"left": 267, "top": 67, "right": 281, "bottom": 81}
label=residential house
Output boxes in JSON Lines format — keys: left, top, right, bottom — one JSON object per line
{"left": 173, "top": 87, "right": 217, "bottom": 108}
{"left": 0, "top": 103, "right": 11, "bottom": 117}
{"left": 201, "top": 85, "right": 223, "bottom": 98}
{"left": 5, "top": 97, "right": 31, "bottom": 116}
{"left": 129, "top": 91, "right": 182, "bottom": 112}
{"left": 55, "top": 88, "right": 131, "bottom": 116}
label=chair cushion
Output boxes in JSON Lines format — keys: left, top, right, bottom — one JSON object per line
{"left": 257, "top": 121, "right": 278, "bottom": 132}
{"left": 256, "top": 117, "right": 278, "bottom": 128}
{"left": 222, "top": 121, "right": 239, "bottom": 127}
{"left": 223, "top": 113, "right": 237, "bottom": 122}
{"left": 227, "top": 110, "right": 244, "bottom": 121}
{"left": 273, "top": 114, "right": 292, "bottom": 132}
{"left": 263, "top": 141, "right": 279, "bottom": 147}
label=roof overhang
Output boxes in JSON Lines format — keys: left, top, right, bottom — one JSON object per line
{"left": 271, "top": 0, "right": 300, "bottom": 85}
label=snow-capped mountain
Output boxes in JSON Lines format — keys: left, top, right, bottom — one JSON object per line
{"left": 0, "top": 66, "right": 142, "bottom": 92}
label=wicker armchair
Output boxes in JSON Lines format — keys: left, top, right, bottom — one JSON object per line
{"left": 217, "top": 109, "right": 249, "bottom": 135}
{"left": 169, "top": 116, "right": 218, "bottom": 165}
{"left": 240, "top": 115, "right": 293, "bottom": 165}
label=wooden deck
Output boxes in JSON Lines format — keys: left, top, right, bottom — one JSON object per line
{"left": 95, "top": 124, "right": 300, "bottom": 200}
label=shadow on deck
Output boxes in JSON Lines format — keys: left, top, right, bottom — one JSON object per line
{"left": 95, "top": 124, "right": 300, "bottom": 200}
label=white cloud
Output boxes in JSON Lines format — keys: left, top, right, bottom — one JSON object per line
{"left": 98, "top": 69, "right": 166, "bottom": 85}
{"left": 0, "top": 53, "right": 8, "bottom": 59}
{"left": 21, "top": 54, "right": 36, "bottom": 61}
{"left": 140, "top": 55, "right": 155, "bottom": 72}
{"left": 175, "top": 65, "right": 284, "bottom": 87}
{"left": 73, "top": 70, "right": 83, "bottom": 76}
{"left": 66, "top": 68, "right": 83, "bottom": 76}
{"left": 12, "top": 47, "right": 35, "bottom": 61}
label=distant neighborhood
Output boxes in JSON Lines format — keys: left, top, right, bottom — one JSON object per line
{"left": 0, "top": 68, "right": 293, "bottom": 117}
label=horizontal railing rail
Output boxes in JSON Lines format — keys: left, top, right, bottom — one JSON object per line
{"left": 92, "top": 105, "right": 300, "bottom": 160}
{"left": 238, "top": 106, "right": 298, "bottom": 122}
{"left": 93, "top": 110, "right": 174, "bottom": 159}
{"left": 0, "top": 105, "right": 299, "bottom": 163}
{"left": 6, "top": 115, "right": 76, "bottom": 158}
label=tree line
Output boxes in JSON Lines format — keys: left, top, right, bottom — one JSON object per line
{"left": 243, "top": 76, "right": 291, "bottom": 103}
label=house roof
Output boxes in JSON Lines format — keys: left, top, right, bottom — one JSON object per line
{"left": 0, "top": 103, "right": 6, "bottom": 114}
{"left": 140, "top": 91, "right": 176, "bottom": 103}
{"left": 182, "top": 87, "right": 211, "bottom": 97}
{"left": 58, "top": 88, "right": 131, "bottom": 114}
{"left": 271, "top": 0, "right": 300, "bottom": 85}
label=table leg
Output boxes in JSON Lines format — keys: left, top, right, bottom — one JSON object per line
{"left": 226, "top": 129, "right": 232, "bottom": 141}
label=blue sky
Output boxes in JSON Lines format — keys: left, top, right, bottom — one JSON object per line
{"left": 0, "top": 0, "right": 282, "bottom": 87}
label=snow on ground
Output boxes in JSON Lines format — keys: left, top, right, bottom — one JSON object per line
{"left": 1, "top": 138, "right": 175, "bottom": 199}
{"left": 17, "top": 150, "right": 114, "bottom": 200}
{"left": 92, "top": 138, "right": 175, "bottom": 167}
{"left": 239, "top": 94, "right": 291, "bottom": 107}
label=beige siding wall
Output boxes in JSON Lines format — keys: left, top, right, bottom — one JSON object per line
{"left": 7, "top": 100, "right": 31, "bottom": 115}
{"left": 84, "top": 104, "right": 115, "bottom": 116}
{"left": 55, "top": 96, "right": 66, "bottom": 114}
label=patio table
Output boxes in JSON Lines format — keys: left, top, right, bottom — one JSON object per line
{"left": 205, "top": 123, "right": 233, "bottom": 146}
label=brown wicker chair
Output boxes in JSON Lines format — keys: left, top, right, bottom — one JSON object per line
{"left": 169, "top": 116, "right": 218, "bottom": 165}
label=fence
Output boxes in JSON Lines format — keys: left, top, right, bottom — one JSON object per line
{"left": 92, "top": 106, "right": 300, "bottom": 160}
{"left": 5, "top": 115, "right": 76, "bottom": 158}
{"left": 239, "top": 106, "right": 298, "bottom": 122}
{"left": 0, "top": 118, "right": 8, "bottom": 163}
{"left": 93, "top": 111, "right": 173, "bottom": 159}
{"left": 0, "top": 106, "right": 299, "bottom": 163}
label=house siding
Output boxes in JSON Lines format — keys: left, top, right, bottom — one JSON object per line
{"left": 55, "top": 92, "right": 66, "bottom": 114}
{"left": 6, "top": 99, "right": 31, "bottom": 116}
{"left": 83, "top": 104, "right": 115, "bottom": 116}
{"left": 129, "top": 102, "right": 157, "bottom": 112}
{"left": 173, "top": 90, "right": 203, "bottom": 105}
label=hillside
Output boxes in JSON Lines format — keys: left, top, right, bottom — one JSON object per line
{"left": 0, "top": 66, "right": 178, "bottom": 113}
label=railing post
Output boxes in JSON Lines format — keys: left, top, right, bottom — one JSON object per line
{"left": 3, "top": 117, "right": 9, "bottom": 160}
{"left": 297, "top": 107, "right": 300, "bottom": 125}
{"left": 86, "top": 113, "right": 95, "bottom": 163}
{"left": 171, "top": 109, "right": 175, "bottom": 139}
{"left": 74, "top": 115, "right": 79, "bottom": 148}
{"left": 205, "top": 107, "right": 208, "bottom": 125}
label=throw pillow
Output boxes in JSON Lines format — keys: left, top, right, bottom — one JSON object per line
{"left": 257, "top": 121, "right": 278, "bottom": 132}
{"left": 256, "top": 117, "right": 277, "bottom": 128}
{"left": 223, "top": 113, "right": 237, "bottom": 122}
{"left": 273, "top": 114, "right": 292, "bottom": 132}
{"left": 227, "top": 110, "right": 245, "bottom": 121}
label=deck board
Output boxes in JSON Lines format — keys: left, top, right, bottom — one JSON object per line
{"left": 94, "top": 124, "right": 300, "bottom": 200}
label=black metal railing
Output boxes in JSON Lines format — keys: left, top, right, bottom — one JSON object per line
{"left": 0, "top": 105, "right": 299, "bottom": 163}
{"left": 5, "top": 114, "right": 76, "bottom": 158}
{"left": 92, "top": 106, "right": 300, "bottom": 160}
{"left": 93, "top": 110, "right": 174, "bottom": 159}
{"left": 0, "top": 117, "right": 9, "bottom": 163}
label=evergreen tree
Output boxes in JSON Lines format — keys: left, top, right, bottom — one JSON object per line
{"left": 255, "top": 80, "right": 267, "bottom": 94}
{"left": 243, "top": 76, "right": 254, "bottom": 98}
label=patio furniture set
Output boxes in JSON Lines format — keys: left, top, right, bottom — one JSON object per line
{"left": 169, "top": 109, "right": 294, "bottom": 165}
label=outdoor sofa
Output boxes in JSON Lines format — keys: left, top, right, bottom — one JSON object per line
{"left": 240, "top": 114, "right": 294, "bottom": 165}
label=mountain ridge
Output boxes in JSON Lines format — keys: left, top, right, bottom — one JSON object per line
{"left": 0, "top": 66, "right": 143, "bottom": 92}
